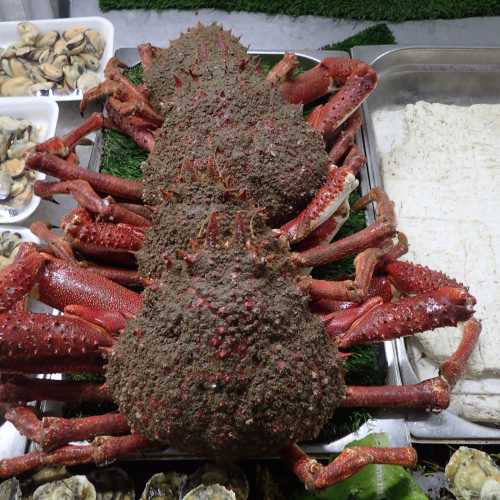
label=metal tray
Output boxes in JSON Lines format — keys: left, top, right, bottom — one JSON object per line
{"left": 353, "top": 45, "right": 500, "bottom": 443}
{"left": 27, "top": 48, "right": 410, "bottom": 461}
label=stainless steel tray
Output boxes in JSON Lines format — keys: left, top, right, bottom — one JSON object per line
{"left": 353, "top": 45, "right": 500, "bottom": 443}
{"left": 27, "top": 48, "right": 410, "bottom": 461}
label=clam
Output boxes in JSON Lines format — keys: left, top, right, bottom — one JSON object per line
{"left": 0, "top": 46, "right": 16, "bottom": 59}
{"left": 63, "top": 26, "right": 86, "bottom": 41}
{"left": 0, "top": 116, "right": 31, "bottom": 135}
{"left": 0, "top": 133, "right": 9, "bottom": 160}
{"left": 36, "top": 30, "right": 60, "bottom": 48}
{"left": 2, "top": 158, "right": 25, "bottom": 177}
{"left": 139, "top": 472, "right": 186, "bottom": 500}
{"left": 0, "top": 231, "right": 22, "bottom": 257}
{"left": 77, "top": 72, "right": 100, "bottom": 93}
{"left": 8, "top": 140, "right": 36, "bottom": 159}
{"left": 0, "top": 76, "right": 33, "bottom": 96}
{"left": 15, "top": 46, "right": 38, "bottom": 61}
{"left": 85, "top": 29, "right": 105, "bottom": 57}
{"left": 80, "top": 53, "right": 100, "bottom": 71}
{"left": 31, "top": 81, "right": 55, "bottom": 95}
{"left": 10, "top": 175, "right": 27, "bottom": 197}
{"left": 32, "top": 475, "right": 96, "bottom": 500}
{"left": 2, "top": 58, "right": 28, "bottom": 78}
{"left": 0, "top": 478, "right": 22, "bottom": 499}
{"left": 17, "top": 21, "right": 40, "bottom": 46}
{"left": 182, "top": 485, "right": 237, "bottom": 500}
{"left": 87, "top": 467, "right": 135, "bottom": 499}
{"left": 0, "top": 171, "right": 12, "bottom": 200}
{"left": 40, "top": 63, "right": 63, "bottom": 82}
{"left": 53, "top": 38, "right": 67, "bottom": 55}
{"left": 63, "top": 62, "right": 85, "bottom": 89}
{"left": 65, "top": 33, "right": 87, "bottom": 55}
{"left": 38, "top": 47, "right": 55, "bottom": 65}
{"left": 53, "top": 54, "right": 70, "bottom": 69}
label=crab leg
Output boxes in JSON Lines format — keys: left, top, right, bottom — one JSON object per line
{"left": 30, "top": 222, "right": 76, "bottom": 262}
{"left": 292, "top": 188, "right": 396, "bottom": 267}
{"left": 78, "top": 263, "right": 151, "bottom": 288}
{"left": 342, "top": 318, "right": 481, "bottom": 410}
{"left": 328, "top": 112, "right": 363, "bottom": 163}
{"left": 335, "top": 287, "right": 475, "bottom": 349}
{"left": 282, "top": 442, "right": 416, "bottom": 490}
{"left": 276, "top": 166, "right": 358, "bottom": 243}
{"left": 0, "top": 434, "right": 151, "bottom": 479}
{"left": 266, "top": 52, "right": 299, "bottom": 83}
{"left": 6, "top": 407, "right": 130, "bottom": 450}
{"left": 0, "top": 375, "right": 110, "bottom": 403}
{"left": 0, "top": 311, "right": 113, "bottom": 373}
{"left": 342, "top": 144, "right": 366, "bottom": 174}
{"left": 26, "top": 152, "right": 144, "bottom": 203}
{"left": 35, "top": 112, "right": 104, "bottom": 157}
{"left": 35, "top": 180, "right": 151, "bottom": 227}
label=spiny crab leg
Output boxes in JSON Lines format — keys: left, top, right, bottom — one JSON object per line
{"left": 292, "top": 187, "right": 396, "bottom": 267}
{"left": 335, "top": 287, "right": 475, "bottom": 349}
{"left": 266, "top": 52, "right": 299, "bottom": 84}
{"left": 328, "top": 112, "right": 363, "bottom": 163}
{"left": 276, "top": 166, "right": 358, "bottom": 244}
{"left": 30, "top": 221, "right": 75, "bottom": 262}
{"left": 0, "top": 434, "right": 151, "bottom": 479}
{"left": 5, "top": 407, "right": 130, "bottom": 451}
{"left": 342, "top": 318, "right": 481, "bottom": 410}
{"left": 0, "top": 375, "right": 110, "bottom": 404}
{"left": 282, "top": 443, "right": 417, "bottom": 490}
{"left": 35, "top": 112, "right": 103, "bottom": 158}
{"left": 35, "top": 179, "right": 151, "bottom": 227}
{"left": 26, "top": 152, "right": 144, "bottom": 203}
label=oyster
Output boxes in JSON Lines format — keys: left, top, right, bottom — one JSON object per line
{"left": 446, "top": 446, "right": 500, "bottom": 500}
{"left": 0, "top": 477, "right": 22, "bottom": 499}
{"left": 184, "top": 465, "right": 248, "bottom": 500}
{"left": 87, "top": 467, "right": 135, "bottom": 499}
{"left": 182, "top": 485, "right": 236, "bottom": 500}
{"left": 139, "top": 472, "right": 186, "bottom": 500}
{"left": 33, "top": 475, "right": 96, "bottom": 500}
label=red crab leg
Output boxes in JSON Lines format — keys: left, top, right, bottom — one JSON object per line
{"left": 26, "top": 152, "right": 144, "bottom": 203}
{"left": 294, "top": 201, "right": 350, "bottom": 252}
{"left": 342, "top": 144, "right": 366, "bottom": 174}
{"left": 30, "top": 221, "right": 76, "bottom": 262}
{"left": 0, "top": 311, "right": 113, "bottom": 373}
{"left": 0, "top": 434, "right": 151, "bottom": 479}
{"left": 300, "top": 247, "right": 386, "bottom": 302}
{"left": 80, "top": 79, "right": 121, "bottom": 113}
{"left": 71, "top": 240, "right": 137, "bottom": 267}
{"left": 282, "top": 443, "right": 417, "bottom": 490}
{"left": 328, "top": 112, "right": 363, "bottom": 164}
{"left": 342, "top": 318, "right": 481, "bottom": 409}
{"left": 79, "top": 263, "right": 151, "bottom": 288}
{"left": 321, "top": 296, "right": 384, "bottom": 336}
{"left": 276, "top": 166, "right": 358, "bottom": 243}
{"left": 35, "top": 112, "right": 104, "bottom": 157}
{"left": 335, "top": 287, "right": 475, "bottom": 349}
{"left": 35, "top": 180, "right": 151, "bottom": 227}
{"left": 266, "top": 52, "right": 299, "bottom": 83}
{"left": 0, "top": 243, "right": 44, "bottom": 312}
{"left": 138, "top": 42, "right": 157, "bottom": 69}
{"left": 61, "top": 208, "right": 145, "bottom": 252}
{"left": 39, "top": 256, "right": 142, "bottom": 318}
{"left": 64, "top": 304, "right": 126, "bottom": 334}
{"left": 0, "top": 375, "right": 110, "bottom": 403}
{"left": 6, "top": 407, "right": 130, "bottom": 450}
{"left": 105, "top": 98, "right": 156, "bottom": 152}
{"left": 292, "top": 188, "right": 396, "bottom": 267}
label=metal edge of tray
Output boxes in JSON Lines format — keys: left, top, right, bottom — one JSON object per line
{"left": 79, "top": 47, "right": 409, "bottom": 461}
{"left": 352, "top": 44, "right": 500, "bottom": 443}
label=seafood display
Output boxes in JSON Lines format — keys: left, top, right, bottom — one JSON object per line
{"left": 0, "top": 22, "right": 104, "bottom": 97}
{"left": 0, "top": 116, "right": 38, "bottom": 212}
{"left": 0, "top": 25, "right": 482, "bottom": 491}
{"left": 0, "top": 464, "right": 247, "bottom": 499}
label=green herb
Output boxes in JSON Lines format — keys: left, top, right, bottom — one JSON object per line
{"left": 101, "top": 129, "right": 147, "bottom": 179}
{"left": 124, "top": 63, "right": 144, "bottom": 85}
{"left": 292, "top": 433, "right": 428, "bottom": 500}
{"left": 99, "top": 0, "right": 500, "bottom": 22}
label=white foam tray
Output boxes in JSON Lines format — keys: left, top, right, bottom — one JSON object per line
{"left": 0, "top": 16, "right": 114, "bottom": 101}
{"left": 0, "top": 97, "right": 58, "bottom": 223}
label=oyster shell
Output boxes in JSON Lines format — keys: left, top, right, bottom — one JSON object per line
{"left": 0, "top": 478, "right": 22, "bottom": 499}
{"left": 32, "top": 475, "right": 96, "bottom": 500}
{"left": 139, "top": 472, "right": 186, "bottom": 500}
{"left": 183, "top": 485, "right": 236, "bottom": 500}
{"left": 87, "top": 467, "right": 135, "bottom": 499}
{"left": 446, "top": 446, "right": 500, "bottom": 500}
{"left": 184, "top": 465, "right": 248, "bottom": 500}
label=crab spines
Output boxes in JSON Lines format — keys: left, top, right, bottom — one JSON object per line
{"left": 233, "top": 211, "right": 249, "bottom": 247}
{"left": 205, "top": 211, "right": 220, "bottom": 248}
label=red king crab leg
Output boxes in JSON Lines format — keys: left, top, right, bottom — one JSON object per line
{"left": 328, "top": 112, "right": 363, "bottom": 164}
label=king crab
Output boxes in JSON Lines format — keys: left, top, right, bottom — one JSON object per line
{"left": 0, "top": 25, "right": 481, "bottom": 491}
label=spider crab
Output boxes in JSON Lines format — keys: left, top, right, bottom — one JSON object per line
{"left": 0, "top": 25, "right": 481, "bottom": 491}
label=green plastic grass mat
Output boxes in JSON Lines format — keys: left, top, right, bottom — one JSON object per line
{"left": 322, "top": 23, "right": 395, "bottom": 51}
{"left": 99, "top": 0, "right": 500, "bottom": 22}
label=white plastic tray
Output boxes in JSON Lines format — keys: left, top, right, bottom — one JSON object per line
{"left": 0, "top": 16, "right": 114, "bottom": 101}
{"left": 0, "top": 97, "right": 58, "bottom": 223}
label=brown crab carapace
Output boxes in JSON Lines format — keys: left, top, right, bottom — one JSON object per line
{"left": 0, "top": 24, "right": 482, "bottom": 490}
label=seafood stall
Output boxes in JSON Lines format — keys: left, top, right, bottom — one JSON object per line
{"left": 0, "top": 14, "right": 496, "bottom": 500}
